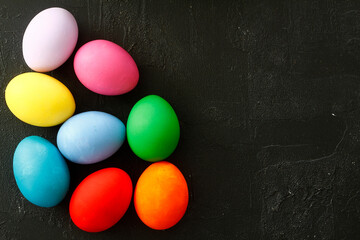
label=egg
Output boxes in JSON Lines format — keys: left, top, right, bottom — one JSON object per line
{"left": 127, "top": 95, "right": 180, "bottom": 162}
{"left": 5, "top": 72, "right": 75, "bottom": 127}
{"left": 13, "top": 136, "right": 70, "bottom": 207}
{"left": 22, "top": 7, "right": 78, "bottom": 72}
{"left": 57, "top": 111, "right": 126, "bottom": 164}
{"left": 73, "top": 39, "right": 139, "bottom": 95}
{"left": 134, "top": 161, "right": 188, "bottom": 230}
{"left": 70, "top": 168, "right": 133, "bottom": 232}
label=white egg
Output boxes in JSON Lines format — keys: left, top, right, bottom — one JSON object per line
{"left": 22, "top": 7, "right": 78, "bottom": 72}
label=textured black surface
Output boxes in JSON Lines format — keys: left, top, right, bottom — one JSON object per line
{"left": 1, "top": 0, "right": 360, "bottom": 239}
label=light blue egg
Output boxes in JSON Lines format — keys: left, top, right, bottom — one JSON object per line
{"left": 13, "top": 136, "right": 70, "bottom": 207}
{"left": 57, "top": 111, "right": 126, "bottom": 164}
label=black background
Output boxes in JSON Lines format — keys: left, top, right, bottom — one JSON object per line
{"left": 1, "top": 0, "right": 360, "bottom": 239}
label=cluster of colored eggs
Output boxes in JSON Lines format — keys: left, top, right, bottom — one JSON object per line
{"left": 6, "top": 7, "right": 188, "bottom": 232}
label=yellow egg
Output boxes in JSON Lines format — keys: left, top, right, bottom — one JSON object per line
{"left": 5, "top": 72, "right": 75, "bottom": 127}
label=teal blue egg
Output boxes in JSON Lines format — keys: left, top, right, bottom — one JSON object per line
{"left": 13, "top": 136, "right": 70, "bottom": 207}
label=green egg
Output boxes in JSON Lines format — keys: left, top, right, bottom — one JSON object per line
{"left": 127, "top": 95, "right": 180, "bottom": 162}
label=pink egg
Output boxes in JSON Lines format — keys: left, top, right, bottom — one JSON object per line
{"left": 74, "top": 40, "right": 139, "bottom": 95}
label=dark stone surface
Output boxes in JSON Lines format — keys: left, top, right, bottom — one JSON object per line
{"left": 1, "top": 0, "right": 360, "bottom": 239}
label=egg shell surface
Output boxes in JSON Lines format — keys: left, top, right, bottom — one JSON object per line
{"left": 134, "top": 161, "right": 188, "bottom": 230}
{"left": 57, "top": 111, "right": 126, "bottom": 164}
{"left": 22, "top": 7, "right": 78, "bottom": 72}
{"left": 5, "top": 72, "right": 75, "bottom": 127}
{"left": 70, "top": 168, "right": 133, "bottom": 232}
{"left": 13, "top": 136, "right": 70, "bottom": 207}
{"left": 127, "top": 95, "right": 180, "bottom": 161}
{"left": 74, "top": 39, "right": 139, "bottom": 95}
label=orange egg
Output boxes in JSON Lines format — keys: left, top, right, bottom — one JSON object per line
{"left": 134, "top": 161, "right": 188, "bottom": 230}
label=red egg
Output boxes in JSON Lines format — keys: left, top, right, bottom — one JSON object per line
{"left": 69, "top": 168, "right": 133, "bottom": 232}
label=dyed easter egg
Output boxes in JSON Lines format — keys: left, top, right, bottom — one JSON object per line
{"left": 57, "top": 111, "right": 126, "bottom": 164}
{"left": 5, "top": 72, "right": 75, "bottom": 127}
{"left": 127, "top": 95, "right": 180, "bottom": 161}
{"left": 134, "top": 161, "right": 188, "bottom": 230}
{"left": 13, "top": 136, "right": 70, "bottom": 207}
{"left": 74, "top": 39, "right": 139, "bottom": 95}
{"left": 22, "top": 7, "right": 78, "bottom": 72}
{"left": 70, "top": 168, "right": 133, "bottom": 232}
